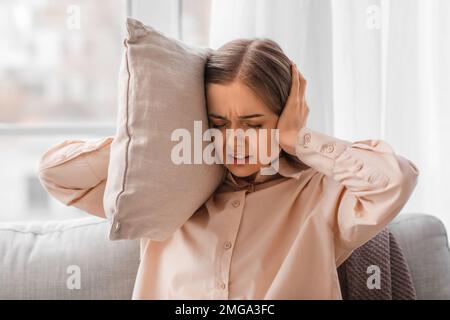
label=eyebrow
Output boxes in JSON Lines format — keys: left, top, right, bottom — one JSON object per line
{"left": 208, "top": 113, "right": 266, "bottom": 120}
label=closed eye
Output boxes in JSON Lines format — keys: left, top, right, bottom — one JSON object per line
{"left": 245, "top": 124, "right": 263, "bottom": 129}
{"left": 211, "top": 123, "right": 262, "bottom": 129}
{"left": 211, "top": 122, "right": 228, "bottom": 129}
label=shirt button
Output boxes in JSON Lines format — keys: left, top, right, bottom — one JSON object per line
{"left": 224, "top": 241, "right": 232, "bottom": 249}
{"left": 326, "top": 144, "right": 335, "bottom": 153}
{"left": 220, "top": 282, "right": 227, "bottom": 290}
{"left": 231, "top": 199, "right": 240, "bottom": 208}
{"left": 303, "top": 133, "right": 311, "bottom": 145}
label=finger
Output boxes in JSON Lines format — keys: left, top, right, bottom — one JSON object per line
{"left": 289, "top": 62, "right": 300, "bottom": 103}
{"left": 302, "top": 102, "right": 310, "bottom": 126}
{"left": 298, "top": 69, "right": 307, "bottom": 85}
{"left": 298, "top": 70, "right": 307, "bottom": 99}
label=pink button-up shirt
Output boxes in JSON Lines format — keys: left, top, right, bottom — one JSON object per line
{"left": 38, "top": 127, "right": 419, "bottom": 299}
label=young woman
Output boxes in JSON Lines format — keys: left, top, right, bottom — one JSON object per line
{"left": 38, "top": 38, "right": 419, "bottom": 299}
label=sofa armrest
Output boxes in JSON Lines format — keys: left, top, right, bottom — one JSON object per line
{"left": 389, "top": 213, "right": 450, "bottom": 299}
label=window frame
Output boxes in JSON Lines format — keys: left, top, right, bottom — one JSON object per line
{"left": 0, "top": 0, "right": 185, "bottom": 136}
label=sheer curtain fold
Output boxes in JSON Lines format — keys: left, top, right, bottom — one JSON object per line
{"left": 208, "top": 0, "right": 450, "bottom": 230}
{"left": 209, "top": 0, "right": 333, "bottom": 135}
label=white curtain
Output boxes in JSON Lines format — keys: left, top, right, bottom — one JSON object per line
{"left": 208, "top": 0, "right": 450, "bottom": 230}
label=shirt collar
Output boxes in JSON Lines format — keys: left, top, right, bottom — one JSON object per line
{"left": 220, "top": 153, "right": 311, "bottom": 192}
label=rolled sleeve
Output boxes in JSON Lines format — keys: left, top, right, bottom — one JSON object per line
{"left": 38, "top": 136, "right": 113, "bottom": 216}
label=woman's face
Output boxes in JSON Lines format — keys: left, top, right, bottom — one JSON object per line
{"left": 206, "top": 80, "right": 280, "bottom": 177}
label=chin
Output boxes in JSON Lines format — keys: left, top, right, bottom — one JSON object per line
{"left": 226, "top": 164, "right": 261, "bottom": 177}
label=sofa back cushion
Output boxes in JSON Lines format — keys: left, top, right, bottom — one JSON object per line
{"left": 0, "top": 217, "right": 140, "bottom": 299}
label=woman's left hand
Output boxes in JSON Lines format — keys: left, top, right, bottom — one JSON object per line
{"left": 276, "top": 62, "right": 310, "bottom": 156}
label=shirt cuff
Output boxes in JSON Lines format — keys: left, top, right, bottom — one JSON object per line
{"left": 294, "top": 127, "right": 351, "bottom": 177}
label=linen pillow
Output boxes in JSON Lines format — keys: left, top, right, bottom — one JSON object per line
{"left": 103, "top": 17, "right": 225, "bottom": 241}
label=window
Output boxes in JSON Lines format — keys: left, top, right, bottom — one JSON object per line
{"left": 0, "top": 0, "right": 126, "bottom": 221}
{"left": 128, "top": 0, "right": 212, "bottom": 46}
{"left": 1, "top": 0, "right": 213, "bottom": 222}
{"left": 180, "top": 0, "right": 212, "bottom": 47}
{"left": 0, "top": 0, "right": 125, "bottom": 124}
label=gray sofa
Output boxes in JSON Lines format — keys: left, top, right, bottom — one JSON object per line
{"left": 1, "top": 213, "right": 449, "bottom": 299}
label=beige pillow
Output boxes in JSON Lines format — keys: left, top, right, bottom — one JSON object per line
{"left": 103, "top": 18, "right": 225, "bottom": 241}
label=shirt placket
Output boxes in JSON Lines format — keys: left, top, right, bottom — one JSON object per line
{"left": 214, "top": 190, "right": 246, "bottom": 299}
